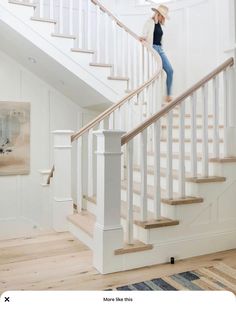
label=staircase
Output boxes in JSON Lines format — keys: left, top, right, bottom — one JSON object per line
{"left": 6, "top": 0, "right": 236, "bottom": 274}
{"left": 0, "top": 0, "right": 153, "bottom": 106}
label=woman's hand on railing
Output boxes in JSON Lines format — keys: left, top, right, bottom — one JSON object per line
{"left": 139, "top": 36, "right": 146, "bottom": 43}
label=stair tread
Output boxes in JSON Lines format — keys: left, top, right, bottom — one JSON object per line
{"left": 210, "top": 157, "right": 236, "bottom": 163}
{"left": 114, "top": 240, "right": 153, "bottom": 255}
{"left": 51, "top": 33, "right": 76, "bottom": 39}
{"left": 83, "top": 196, "right": 179, "bottom": 229}
{"left": 132, "top": 165, "right": 226, "bottom": 183}
{"left": 90, "top": 63, "right": 113, "bottom": 67}
{"left": 121, "top": 180, "right": 203, "bottom": 204}
{"left": 108, "top": 76, "right": 129, "bottom": 81}
{"left": 31, "top": 17, "right": 57, "bottom": 23}
{"left": 135, "top": 218, "right": 180, "bottom": 229}
{"left": 67, "top": 212, "right": 95, "bottom": 237}
{"left": 71, "top": 48, "right": 95, "bottom": 54}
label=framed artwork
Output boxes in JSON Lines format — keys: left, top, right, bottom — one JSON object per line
{"left": 0, "top": 102, "right": 30, "bottom": 175}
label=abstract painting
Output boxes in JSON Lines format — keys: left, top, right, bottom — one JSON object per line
{"left": 0, "top": 102, "right": 30, "bottom": 175}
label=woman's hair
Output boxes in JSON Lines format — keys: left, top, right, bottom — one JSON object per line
{"left": 152, "top": 11, "right": 165, "bottom": 25}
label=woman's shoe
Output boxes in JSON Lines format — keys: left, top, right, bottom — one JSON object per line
{"left": 165, "top": 95, "right": 173, "bottom": 103}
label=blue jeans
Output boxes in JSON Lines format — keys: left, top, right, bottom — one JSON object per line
{"left": 153, "top": 45, "right": 173, "bottom": 96}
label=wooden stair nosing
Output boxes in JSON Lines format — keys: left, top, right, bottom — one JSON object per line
{"left": 51, "top": 33, "right": 76, "bottom": 39}
{"left": 114, "top": 240, "right": 153, "bottom": 255}
{"left": 108, "top": 76, "right": 129, "bottom": 81}
{"left": 71, "top": 48, "right": 95, "bottom": 54}
{"left": 89, "top": 63, "right": 113, "bottom": 67}
{"left": 185, "top": 176, "right": 226, "bottom": 183}
{"left": 132, "top": 165, "right": 226, "bottom": 184}
{"left": 209, "top": 157, "right": 236, "bottom": 163}
{"left": 9, "top": 0, "right": 37, "bottom": 7}
{"left": 121, "top": 181, "right": 204, "bottom": 205}
{"left": 31, "top": 17, "right": 57, "bottom": 24}
{"left": 161, "top": 196, "right": 204, "bottom": 205}
{"left": 67, "top": 212, "right": 95, "bottom": 237}
{"left": 134, "top": 218, "right": 179, "bottom": 229}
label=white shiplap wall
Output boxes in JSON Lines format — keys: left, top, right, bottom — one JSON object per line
{"left": 0, "top": 49, "right": 95, "bottom": 239}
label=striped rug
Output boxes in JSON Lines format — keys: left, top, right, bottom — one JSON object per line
{"left": 114, "top": 263, "right": 236, "bottom": 294}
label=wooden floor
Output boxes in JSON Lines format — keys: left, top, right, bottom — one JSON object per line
{"left": 0, "top": 232, "right": 235, "bottom": 292}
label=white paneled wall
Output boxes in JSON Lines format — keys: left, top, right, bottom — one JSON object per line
{"left": 0, "top": 49, "right": 94, "bottom": 239}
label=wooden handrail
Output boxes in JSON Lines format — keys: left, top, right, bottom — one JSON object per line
{"left": 121, "top": 57, "right": 234, "bottom": 146}
{"left": 71, "top": 1, "right": 162, "bottom": 143}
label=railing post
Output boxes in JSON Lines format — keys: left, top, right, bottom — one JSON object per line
{"left": 93, "top": 130, "right": 125, "bottom": 274}
{"left": 52, "top": 130, "right": 74, "bottom": 232}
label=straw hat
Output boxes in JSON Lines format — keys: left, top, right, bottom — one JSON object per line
{"left": 152, "top": 4, "right": 169, "bottom": 19}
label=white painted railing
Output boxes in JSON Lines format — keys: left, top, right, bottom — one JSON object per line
{"left": 121, "top": 58, "right": 234, "bottom": 244}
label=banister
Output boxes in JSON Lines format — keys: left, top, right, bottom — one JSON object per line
{"left": 71, "top": 0, "right": 163, "bottom": 143}
{"left": 121, "top": 57, "right": 234, "bottom": 146}
{"left": 71, "top": 63, "right": 162, "bottom": 142}
{"left": 49, "top": 0, "right": 163, "bottom": 183}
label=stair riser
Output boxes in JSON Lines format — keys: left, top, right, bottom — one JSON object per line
{"left": 7, "top": 2, "right": 35, "bottom": 18}
{"left": 121, "top": 189, "right": 161, "bottom": 212}
{"left": 141, "top": 158, "right": 210, "bottom": 173}
{"left": 145, "top": 142, "right": 225, "bottom": 158}
{"left": 106, "top": 78, "right": 129, "bottom": 95}
{"left": 69, "top": 52, "right": 94, "bottom": 67}
{"left": 49, "top": 36, "right": 75, "bottom": 52}
{"left": 132, "top": 168, "right": 215, "bottom": 191}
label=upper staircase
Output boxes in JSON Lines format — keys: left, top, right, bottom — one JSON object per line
{"left": 0, "top": 0, "right": 152, "bottom": 107}
{"left": 7, "top": 0, "right": 236, "bottom": 274}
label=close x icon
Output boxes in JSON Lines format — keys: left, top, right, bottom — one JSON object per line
{"left": 4, "top": 297, "right": 10, "bottom": 302}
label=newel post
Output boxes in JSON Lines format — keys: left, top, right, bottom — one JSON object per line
{"left": 93, "top": 130, "right": 125, "bottom": 274}
{"left": 52, "top": 130, "right": 74, "bottom": 232}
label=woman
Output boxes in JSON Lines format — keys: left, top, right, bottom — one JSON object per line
{"left": 140, "top": 5, "right": 173, "bottom": 103}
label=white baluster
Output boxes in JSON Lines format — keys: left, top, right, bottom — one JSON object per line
{"left": 99, "top": 120, "right": 104, "bottom": 129}
{"left": 49, "top": 0, "right": 54, "bottom": 20}
{"left": 96, "top": 5, "right": 100, "bottom": 62}
{"left": 223, "top": 69, "right": 230, "bottom": 157}
{"left": 127, "top": 34, "right": 131, "bottom": 89}
{"left": 109, "top": 112, "right": 114, "bottom": 129}
{"left": 141, "top": 45, "right": 145, "bottom": 85}
{"left": 78, "top": 0, "right": 83, "bottom": 48}
{"left": 87, "top": 0, "right": 91, "bottom": 50}
{"left": 77, "top": 136, "right": 83, "bottom": 211}
{"left": 112, "top": 20, "right": 118, "bottom": 76}
{"left": 126, "top": 141, "right": 134, "bottom": 244}
{"left": 39, "top": 0, "right": 44, "bottom": 18}
{"left": 202, "top": 84, "right": 209, "bottom": 177}
{"left": 104, "top": 13, "right": 109, "bottom": 64}
{"left": 136, "top": 43, "right": 141, "bottom": 87}
{"left": 166, "top": 111, "right": 173, "bottom": 199}
{"left": 59, "top": 0, "right": 63, "bottom": 34}
{"left": 213, "top": 76, "right": 220, "bottom": 158}
{"left": 140, "top": 129, "right": 147, "bottom": 221}
{"left": 127, "top": 99, "right": 133, "bottom": 132}
{"left": 132, "top": 38, "right": 137, "bottom": 89}
{"left": 179, "top": 103, "right": 186, "bottom": 197}
{"left": 121, "top": 28, "right": 126, "bottom": 78}
{"left": 153, "top": 120, "right": 161, "bottom": 219}
{"left": 190, "top": 93, "right": 197, "bottom": 177}
{"left": 69, "top": 0, "right": 73, "bottom": 36}
{"left": 88, "top": 129, "right": 95, "bottom": 196}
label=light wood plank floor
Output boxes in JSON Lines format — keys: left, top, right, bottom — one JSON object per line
{"left": 0, "top": 232, "right": 235, "bottom": 292}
